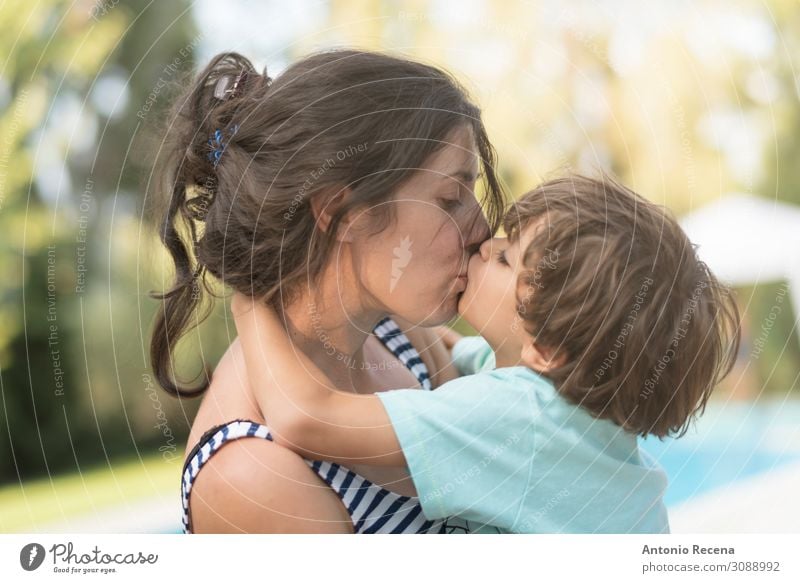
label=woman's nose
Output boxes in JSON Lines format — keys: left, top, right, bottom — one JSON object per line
{"left": 463, "top": 205, "right": 491, "bottom": 256}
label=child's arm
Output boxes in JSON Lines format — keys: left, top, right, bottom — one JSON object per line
{"left": 230, "top": 293, "right": 406, "bottom": 466}
{"left": 233, "top": 294, "right": 537, "bottom": 529}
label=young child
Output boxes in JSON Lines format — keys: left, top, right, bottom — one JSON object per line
{"left": 231, "top": 174, "right": 740, "bottom": 534}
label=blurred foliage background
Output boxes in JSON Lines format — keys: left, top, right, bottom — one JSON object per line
{"left": 0, "top": 0, "right": 798, "bottom": 526}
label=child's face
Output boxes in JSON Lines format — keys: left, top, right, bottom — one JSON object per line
{"left": 458, "top": 220, "right": 542, "bottom": 363}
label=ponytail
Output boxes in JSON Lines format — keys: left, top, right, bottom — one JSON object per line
{"left": 149, "top": 180, "right": 212, "bottom": 397}
{"left": 148, "top": 53, "right": 259, "bottom": 397}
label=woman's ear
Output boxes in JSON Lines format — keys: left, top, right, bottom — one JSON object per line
{"left": 520, "top": 340, "right": 566, "bottom": 373}
{"left": 310, "top": 187, "right": 355, "bottom": 242}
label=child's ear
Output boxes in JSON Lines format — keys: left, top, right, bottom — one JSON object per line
{"left": 520, "top": 341, "right": 566, "bottom": 373}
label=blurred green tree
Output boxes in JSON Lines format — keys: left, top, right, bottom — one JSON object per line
{"left": 0, "top": 0, "right": 200, "bottom": 484}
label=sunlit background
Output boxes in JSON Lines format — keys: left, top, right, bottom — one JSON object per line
{"left": 1, "top": 0, "right": 798, "bottom": 533}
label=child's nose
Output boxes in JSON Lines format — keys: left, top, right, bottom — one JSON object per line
{"left": 479, "top": 238, "right": 493, "bottom": 261}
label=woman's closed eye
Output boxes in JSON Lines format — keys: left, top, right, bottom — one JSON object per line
{"left": 496, "top": 249, "right": 509, "bottom": 266}
{"left": 438, "top": 193, "right": 462, "bottom": 211}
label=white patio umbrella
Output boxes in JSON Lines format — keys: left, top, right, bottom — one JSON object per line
{"left": 680, "top": 193, "right": 800, "bottom": 343}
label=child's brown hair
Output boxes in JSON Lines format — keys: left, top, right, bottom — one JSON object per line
{"left": 505, "top": 174, "right": 740, "bottom": 438}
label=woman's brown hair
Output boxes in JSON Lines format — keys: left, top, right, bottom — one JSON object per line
{"left": 505, "top": 174, "right": 740, "bottom": 438}
{"left": 148, "top": 50, "right": 505, "bottom": 398}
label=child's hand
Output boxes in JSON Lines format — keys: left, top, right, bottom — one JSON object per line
{"left": 230, "top": 291, "right": 248, "bottom": 318}
{"left": 230, "top": 291, "right": 262, "bottom": 322}
{"left": 231, "top": 292, "right": 283, "bottom": 337}
{"left": 434, "top": 325, "right": 463, "bottom": 351}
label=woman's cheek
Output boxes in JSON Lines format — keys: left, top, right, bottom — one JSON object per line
{"left": 436, "top": 223, "right": 466, "bottom": 270}
{"left": 366, "top": 242, "right": 401, "bottom": 295}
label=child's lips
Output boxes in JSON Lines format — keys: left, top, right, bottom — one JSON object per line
{"left": 458, "top": 252, "right": 480, "bottom": 293}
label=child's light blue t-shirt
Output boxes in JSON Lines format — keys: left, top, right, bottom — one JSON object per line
{"left": 376, "top": 336, "right": 670, "bottom": 534}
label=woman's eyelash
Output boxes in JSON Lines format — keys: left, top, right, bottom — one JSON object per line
{"left": 439, "top": 197, "right": 461, "bottom": 210}
{"left": 496, "top": 250, "right": 508, "bottom": 265}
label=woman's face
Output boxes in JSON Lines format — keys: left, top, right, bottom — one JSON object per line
{"left": 348, "top": 125, "right": 491, "bottom": 327}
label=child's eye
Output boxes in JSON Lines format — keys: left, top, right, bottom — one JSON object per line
{"left": 496, "top": 250, "right": 509, "bottom": 265}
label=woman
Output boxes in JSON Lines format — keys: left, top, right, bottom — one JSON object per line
{"left": 150, "top": 50, "right": 506, "bottom": 533}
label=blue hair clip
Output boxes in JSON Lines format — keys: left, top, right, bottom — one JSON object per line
{"left": 207, "top": 124, "right": 239, "bottom": 168}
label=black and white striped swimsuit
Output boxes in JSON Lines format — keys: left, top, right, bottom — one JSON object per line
{"left": 180, "top": 316, "right": 454, "bottom": 534}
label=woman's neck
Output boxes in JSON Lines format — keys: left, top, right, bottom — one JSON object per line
{"left": 281, "top": 266, "right": 385, "bottom": 392}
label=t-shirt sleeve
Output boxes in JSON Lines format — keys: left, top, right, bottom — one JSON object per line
{"left": 450, "top": 336, "right": 495, "bottom": 375}
{"left": 376, "top": 373, "right": 535, "bottom": 530}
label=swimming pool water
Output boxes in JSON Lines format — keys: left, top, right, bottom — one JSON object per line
{"left": 639, "top": 399, "right": 800, "bottom": 506}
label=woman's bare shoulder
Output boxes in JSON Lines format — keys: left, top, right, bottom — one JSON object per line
{"left": 187, "top": 341, "right": 352, "bottom": 533}
{"left": 189, "top": 436, "right": 352, "bottom": 533}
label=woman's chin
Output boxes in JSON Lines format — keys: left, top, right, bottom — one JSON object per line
{"left": 456, "top": 291, "right": 478, "bottom": 328}
{"left": 405, "top": 285, "right": 466, "bottom": 325}
{"left": 441, "top": 294, "right": 462, "bottom": 322}
{"left": 406, "top": 296, "right": 459, "bottom": 326}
